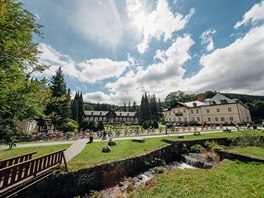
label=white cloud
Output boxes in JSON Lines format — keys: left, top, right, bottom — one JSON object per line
{"left": 186, "top": 25, "right": 264, "bottom": 95}
{"left": 36, "top": 43, "right": 130, "bottom": 83}
{"left": 200, "top": 28, "right": 216, "bottom": 52}
{"left": 65, "top": 0, "right": 123, "bottom": 49}
{"left": 83, "top": 91, "right": 113, "bottom": 104}
{"left": 104, "top": 34, "right": 195, "bottom": 104}
{"left": 84, "top": 25, "right": 264, "bottom": 104}
{"left": 78, "top": 59, "right": 129, "bottom": 83}
{"left": 234, "top": 0, "right": 264, "bottom": 29}
{"left": 136, "top": 0, "right": 195, "bottom": 54}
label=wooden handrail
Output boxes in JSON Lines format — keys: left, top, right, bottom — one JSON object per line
{"left": 0, "top": 149, "right": 67, "bottom": 194}
{"left": 0, "top": 152, "right": 37, "bottom": 169}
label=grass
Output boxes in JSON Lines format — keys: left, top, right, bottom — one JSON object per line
{"left": 134, "top": 159, "right": 264, "bottom": 198}
{"left": 228, "top": 146, "right": 264, "bottom": 159}
{"left": 68, "top": 130, "right": 263, "bottom": 171}
{"left": 68, "top": 138, "right": 168, "bottom": 171}
{"left": 0, "top": 144, "right": 71, "bottom": 160}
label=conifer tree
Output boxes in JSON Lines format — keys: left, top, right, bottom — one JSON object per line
{"left": 128, "top": 100, "right": 131, "bottom": 112}
{"left": 45, "top": 67, "right": 71, "bottom": 130}
{"left": 132, "top": 101, "right": 137, "bottom": 111}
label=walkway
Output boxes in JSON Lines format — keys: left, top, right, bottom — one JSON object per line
{"left": 63, "top": 139, "right": 88, "bottom": 162}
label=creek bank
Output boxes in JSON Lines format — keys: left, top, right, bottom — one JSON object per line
{"left": 98, "top": 161, "right": 196, "bottom": 198}
{"left": 19, "top": 137, "right": 236, "bottom": 198}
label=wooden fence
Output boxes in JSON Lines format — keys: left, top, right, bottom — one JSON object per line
{"left": 0, "top": 149, "right": 67, "bottom": 197}
{"left": 0, "top": 152, "right": 36, "bottom": 169}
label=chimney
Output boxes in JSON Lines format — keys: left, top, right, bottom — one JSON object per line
{"left": 196, "top": 93, "right": 205, "bottom": 102}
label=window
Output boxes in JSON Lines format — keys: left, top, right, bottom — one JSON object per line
{"left": 196, "top": 109, "right": 199, "bottom": 114}
{"left": 208, "top": 117, "right": 211, "bottom": 121}
{"left": 228, "top": 107, "right": 232, "bottom": 112}
{"left": 216, "top": 108, "right": 220, "bottom": 113}
{"left": 230, "top": 117, "right": 234, "bottom": 121}
{"left": 197, "top": 117, "right": 200, "bottom": 121}
{"left": 215, "top": 117, "right": 219, "bottom": 121}
{"left": 183, "top": 109, "right": 186, "bottom": 113}
{"left": 206, "top": 109, "right": 210, "bottom": 113}
{"left": 192, "top": 117, "right": 195, "bottom": 121}
{"left": 191, "top": 110, "right": 194, "bottom": 114}
{"left": 221, "top": 117, "right": 225, "bottom": 121}
{"left": 179, "top": 118, "right": 181, "bottom": 122}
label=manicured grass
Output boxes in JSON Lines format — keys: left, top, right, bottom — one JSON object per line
{"left": 68, "top": 138, "right": 168, "bottom": 171}
{"left": 228, "top": 146, "right": 264, "bottom": 159}
{"left": 68, "top": 130, "right": 263, "bottom": 171}
{"left": 134, "top": 160, "right": 264, "bottom": 198}
{"left": 0, "top": 144, "right": 71, "bottom": 160}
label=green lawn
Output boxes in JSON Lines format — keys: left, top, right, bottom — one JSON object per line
{"left": 228, "top": 146, "right": 264, "bottom": 159}
{"left": 68, "top": 130, "right": 263, "bottom": 171}
{"left": 134, "top": 160, "right": 264, "bottom": 198}
{"left": 68, "top": 138, "right": 168, "bottom": 171}
{"left": 0, "top": 144, "right": 71, "bottom": 160}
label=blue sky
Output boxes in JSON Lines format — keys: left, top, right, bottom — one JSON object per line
{"left": 20, "top": 0, "right": 264, "bottom": 104}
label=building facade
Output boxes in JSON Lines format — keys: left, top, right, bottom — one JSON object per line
{"left": 164, "top": 93, "right": 252, "bottom": 125}
{"left": 84, "top": 110, "right": 139, "bottom": 123}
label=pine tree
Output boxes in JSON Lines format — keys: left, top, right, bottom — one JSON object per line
{"left": 140, "top": 95, "right": 145, "bottom": 123}
{"left": 124, "top": 102, "right": 127, "bottom": 112}
{"left": 132, "top": 101, "right": 137, "bottom": 111}
{"left": 72, "top": 92, "right": 79, "bottom": 122}
{"left": 158, "top": 98, "right": 162, "bottom": 120}
{"left": 78, "top": 92, "right": 85, "bottom": 125}
{"left": 46, "top": 67, "right": 71, "bottom": 131}
{"left": 144, "top": 93, "right": 150, "bottom": 120}
{"left": 128, "top": 101, "right": 131, "bottom": 112}
{"left": 50, "top": 67, "right": 67, "bottom": 97}
{"left": 149, "top": 94, "right": 158, "bottom": 120}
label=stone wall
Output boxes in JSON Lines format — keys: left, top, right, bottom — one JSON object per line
{"left": 217, "top": 150, "right": 264, "bottom": 163}
{"left": 20, "top": 143, "right": 176, "bottom": 198}
{"left": 19, "top": 137, "right": 243, "bottom": 198}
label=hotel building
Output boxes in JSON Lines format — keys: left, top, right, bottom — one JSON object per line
{"left": 164, "top": 93, "right": 252, "bottom": 125}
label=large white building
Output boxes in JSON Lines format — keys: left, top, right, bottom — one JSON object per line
{"left": 164, "top": 93, "right": 252, "bottom": 125}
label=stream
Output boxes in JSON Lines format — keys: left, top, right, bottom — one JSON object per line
{"left": 87, "top": 153, "right": 217, "bottom": 198}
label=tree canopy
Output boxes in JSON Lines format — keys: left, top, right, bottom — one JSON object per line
{"left": 0, "top": 0, "right": 48, "bottom": 141}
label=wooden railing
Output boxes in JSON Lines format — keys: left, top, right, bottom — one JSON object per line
{"left": 0, "top": 149, "right": 67, "bottom": 196}
{"left": 0, "top": 152, "right": 36, "bottom": 169}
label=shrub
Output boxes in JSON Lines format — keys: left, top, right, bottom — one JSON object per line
{"left": 154, "top": 167, "right": 165, "bottom": 174}
{"left": 144, "top": 158, "right": 165, "bottom": 167}
{"left": 190, "top": 144, "right": 203, "bottom": 153}
{"left": 97, "top": 121, "right": 104, "bottom": 131}
{"left": 4, "top": 134, "right": 17, "bottom": 149}
{"left": 142, "top": 121, "right": 149, "bottom": 129}
{"left": 213, "top": 146, "right": 222, "bottom": 153}
{"left": 181, "top": 143, "right": 189, "bottom": 154}
{"left": 60, "top": 119, "right": 79, "bottom": 132}
{"left": 231, "top": 130, "right": 264, "bottom": 147}
{"left": 152, "top": 120, "right": 159, "bottom": 129}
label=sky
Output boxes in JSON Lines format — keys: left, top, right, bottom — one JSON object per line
{"left": 20, "top": 0, "right": 264, "bottom": 105}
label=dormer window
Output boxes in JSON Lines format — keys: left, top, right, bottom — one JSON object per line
{"left": 91, "top": 112, "right": 93, "bottom": 115}
{"left": 127, "top": 113, "right": 129, "bottom": 116}
{"left": 100, "top": 112, "right": 102, "bottom": 115}
{"left": 193, "top": 102, "right": 197, "bottom": 107}
{"left": 120, "top": 113, "right": 122, "bottom": 116}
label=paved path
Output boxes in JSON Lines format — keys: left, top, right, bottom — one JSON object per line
{"left": 63, "top": 139, "right": 88, "bottom": 162}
